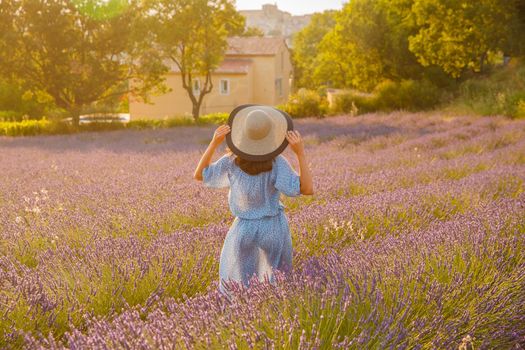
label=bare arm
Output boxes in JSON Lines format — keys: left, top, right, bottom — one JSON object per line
{"left": 193, "top": 125, "right": 230, "bottom": 181}
{"left": 286, "top": 130, "right": 314, "bottom": 195}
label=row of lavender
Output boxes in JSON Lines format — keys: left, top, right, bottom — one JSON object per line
{"left": 1, "top": 112, "right": 524, "bottom": 348}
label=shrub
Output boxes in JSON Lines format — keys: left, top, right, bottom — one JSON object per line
{"left": 373, "top": 80, "right": 400, "bottom": 111}
{"left": 506, "top": 92, "right": 525, "bottom": 119}
{"left": 516, "top": 100, "right": 525, "bottom": 119}
{"left": 331, "top": 91, "right": 377, "bottom": 116}
{"left": 449, "top": 58, "right": 525, "bottom": 118}
{"left": 0, "top": 110, "right": 20, "bottom": 121}
{"left": 279, "top": 89, "right": 328, "bottom": 118}
{"left": 0, "top": 80, "right": 52, "bottom": 120}
{"left": 330, "top": 80, "right": 442, "bottom": 116}
{"left": 126, "top": 119, "right": 165, "bottom": 129}
{"left": 406, "top": 79, "right": 443, "bottom": 110}
{"left": 0, "top": 112, "right": 231, "bottom": 137}
{"left": 374, "top": 79, "right": 442, "bottom": 112}
{"left": 130, "top": 116, "right": 195, "bottom": 129}
{"left": 198, "top": 112, "right": 229, "bottom": 125}
{"left": 0, "top": 119, "right": 52, "bottom": 136}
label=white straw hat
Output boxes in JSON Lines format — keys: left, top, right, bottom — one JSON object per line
{"left": 226, "top": 104, "right": 293, "bottom": 161}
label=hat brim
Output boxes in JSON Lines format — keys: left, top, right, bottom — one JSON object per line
{"left": 226, "top": 104, "right": 293, "bottom": 162}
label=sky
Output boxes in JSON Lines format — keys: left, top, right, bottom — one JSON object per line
{"left": 236, "top": 0, "right": 346, "bottom": 16}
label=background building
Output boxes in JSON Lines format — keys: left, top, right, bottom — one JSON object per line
{"left": 239, "top": 4, "right": 311, "bottom": 47}
{"left": 129, "top": 37, "right": 293, "bottom": 119}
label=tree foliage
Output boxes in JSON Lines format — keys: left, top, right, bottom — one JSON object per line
{"left": 292, "top": 11, "right": 336, "bottom": 89}
{"left": 316, "top": 1, "right": 388, "bottom": 91}
{"left": 0, "top": 0, "right": 167, "bottom": 124}
{"left": 0, "top": 79, "right": 49, "bottom": 120}
{"left": 292, "top": 0, "right": 525, "bottom": 91}
{"left": 241, "top": 26, "right": 265, "bottom": 37}
{"left": 147, "top": 0, "right": 244, "bottom": 120}
{"left": 408, "top": 0, "right": 518, "bottom": 77}
{"left": 298, "top": 0, "right": 427, "bottom": 91}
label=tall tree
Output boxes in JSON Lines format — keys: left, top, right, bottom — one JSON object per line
{"left": 0, "top": 0, "right": 167, "bottom": 125}
{"left": 148, "top": 0, "right": 244, "bottom": 120}
{"left": 310, "top": 0, "right": 431, "bottom": 91}
{"left": 408, "top": 0, "right": 518, "bottom": 77}
{"left": 292, "top": 10, "right": 336, "bottom": 89}
{"left": 502, "top": 0, "right": 525, "bottom": 57}
{"left": 314, "top": 27, "right": 383, "bottom": 91}
{"left": 312, "top": 0, "right": 403, "bottom": 91}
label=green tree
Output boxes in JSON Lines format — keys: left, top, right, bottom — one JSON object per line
{"left": 316, "top": 1, "right": 389, "bottom": 91}
{"left": 314, "top": 28, "right": 383, "bottom": 91}
{"left": 292, "top": 11, "right": 336, "bottom": 89}
{"left": 241, "top": 26, "right": 265, "bottom": 37}
{"left": 0, "top": 0, "right": 167, "bottom": 125}
{"left": 311, "top": 0, "right": 429, "bottom": 91}
{"left": 503, "top": 0, "right": 525, "bottom": 57}
{"left": 148, "top": 0, "right": 244, "bottom": 120}
{"left": 408, "top": 0, "right": 518, "bottom": 77}
{"left": 0, "top": 78, "right": 49, "bottom": 120}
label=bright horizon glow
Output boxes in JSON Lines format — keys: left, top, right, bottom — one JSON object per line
{"left": 236, "top": 0, "right": 345, "bottom": 16}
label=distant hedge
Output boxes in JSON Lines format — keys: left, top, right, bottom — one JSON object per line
{"left": 332, "top": 79, "right": 444, "bottom": 116}
{"left": 0, "top": 113, "right": 230, "bottom": 137}
{"left": 0, "top": 119, "right": 53, "bottom": 136}
{"left": 448, "top": 59, "right": 525, "bottom": 119}
{"left": 274, "top": 80, "right": 444, "bottom": 118}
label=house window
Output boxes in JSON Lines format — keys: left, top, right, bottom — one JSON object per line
{"left": 275, "top": 78, "right": 283, "bottom": 97}
{"left": 220, "top": 79, "right": 230, "bottom": 95}
{"left": 192, "top": 79, "right": 201, "bottom": 96}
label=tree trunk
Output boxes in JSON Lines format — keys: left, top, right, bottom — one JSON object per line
{"left": 479, "top": 52, "right": 488, "bottom": 73}
{"left": 192, "top": 102, "right": 201, "bottom": 121}
{"left": 71, "top": 107, "right": 81, "bottom": 128}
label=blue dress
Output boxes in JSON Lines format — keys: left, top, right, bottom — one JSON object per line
{"left": 202, "top": 153, "right": 301, "bottom": 296}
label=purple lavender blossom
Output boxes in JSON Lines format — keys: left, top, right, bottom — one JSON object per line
{"left": 0, "top": 113, "right": 524, "bottom": 349}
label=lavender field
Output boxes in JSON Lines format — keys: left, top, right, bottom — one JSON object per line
{"left": 1, "top": 112, "right": 524, "bottom": 349}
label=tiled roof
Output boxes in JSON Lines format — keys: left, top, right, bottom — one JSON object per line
{"left": 169, "top": 59, "right": 252, "bottom": 74}
{"left": 167, "top": 36, "right": 286, "bottom": 74}
{"left": 226, "top": 36, "right": 286, "bottom": 56}
{"left": 216, "top": 59, "right": 253, "bottom": 74}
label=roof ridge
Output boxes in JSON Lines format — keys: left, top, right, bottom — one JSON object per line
{"left": 226, "top": 36, "right": 287, "bottom": 56}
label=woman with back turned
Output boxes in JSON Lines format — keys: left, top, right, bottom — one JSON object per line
{"left": 194, "top": 105, "right": 314, "bottom": 297}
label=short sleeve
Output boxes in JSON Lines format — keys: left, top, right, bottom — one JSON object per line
{"left": 273, "top": 155, "right": 301, "bottom": 197}
{"left": 202, "top": 154, "right": 233, "bottom": 188}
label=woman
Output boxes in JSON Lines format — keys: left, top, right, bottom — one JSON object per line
{"left": 193, "top": 105, "right": 314, "bottom": 297}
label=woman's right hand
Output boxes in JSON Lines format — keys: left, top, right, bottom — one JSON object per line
{"left": 211, "top": 125, "right": 231, "bottom": 146}
{"left": 286, "top": 130, "right": 305, "bottom": 155}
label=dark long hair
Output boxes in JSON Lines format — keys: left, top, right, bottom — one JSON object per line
{"left": 235, "top": 157, "right": 274, "bottom": 175}
{"left": 226, "top": 148, "right": 274, "bottom": 175}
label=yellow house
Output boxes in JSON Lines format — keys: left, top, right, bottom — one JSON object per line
{"left": 129, "top": 36, "right": 293, "bottom": 119}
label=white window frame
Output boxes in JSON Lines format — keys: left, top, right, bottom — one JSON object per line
{"left": 219, "top": 79, "right": 230, "bottom": 95}
{"left": 192, "top": 79, "right": 201, "bottom": 96}
{"left": 275, "top": 78, "right": 283, "bottom": 97}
